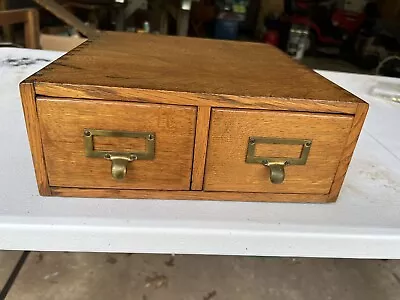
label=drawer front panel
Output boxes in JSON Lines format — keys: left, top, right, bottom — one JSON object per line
{"left": 37, "top": 99, "right": 196, "bottom": 190}
{"left": 204, "top": 108, "right": 353, "bottom": 194}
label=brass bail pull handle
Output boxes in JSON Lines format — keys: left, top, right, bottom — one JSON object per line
{"left": 263, "top": 161, "right": 286, "bottom": 184}
{"left": 106, "top": 154, "right": 137, "bottom": 180}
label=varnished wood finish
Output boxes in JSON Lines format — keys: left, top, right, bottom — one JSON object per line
{"left": 328, "top": 103, "right": 369, "bottom": 201}
{"left": 34, "top": 83, "right": 358, "bottom": 115}
{"left": 51, "top": 187, "right": 332, "bottom": 203}
{"left": 19, "top": 83, "right": 51, "bottom": 195}
{"left": 28, "top": 32, "right": 362, "bottom": 104}
{"left": 19, "top": 33, "right": 369, "bottom": 203}
{"left": 37, "top": 98, "right": 196, "bottom": 190}
{"left": 204, "top": 109, "right": 353, "bottom": 194}
{"left": 191, "top": 106, "right": 211, "bottom": 190}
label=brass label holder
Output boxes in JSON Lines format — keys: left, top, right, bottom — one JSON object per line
{"left": 246, "top": 137, "right": 312, "bottom": 184}
{"left": 84, "top": 129, "right": 155, "bottom": 180}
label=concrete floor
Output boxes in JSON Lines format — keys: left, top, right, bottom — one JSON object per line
{"left": 0, "top": 251, "right": 22, "bottom": 288}
{"left": 1, "top": 251, "right": 400, "bottom": 300}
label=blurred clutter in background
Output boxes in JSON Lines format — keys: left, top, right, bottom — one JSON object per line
{"left": 0, "top": 0, "right": 399, "bottom": 77}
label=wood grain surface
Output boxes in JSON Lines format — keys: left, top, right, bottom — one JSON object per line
{"left": 51, "top": 187, "right": 333, "bottom": 203}
{"left": 34, "top": 82, "right": 359, "bottom": 115}
{"left": 20, "top": 83, "right": 51, "bottom": 195}
{"left": 204, "top": 108, "right": 354, "bottom": 194}
{"left": 37, "top": 98, "right": 196, "bottom": 190}
{"left": 191, "top": 106, "right": 211, "bottom": 190}
{"left": 29, "top": 32, "right": 362, "bottom": 104}
{"left": 328, "top": 102, "right": 369, "bottom": 201}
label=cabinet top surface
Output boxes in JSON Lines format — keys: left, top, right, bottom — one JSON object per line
{"left": 29, "top": 32, "right": 361, "bottom": 103}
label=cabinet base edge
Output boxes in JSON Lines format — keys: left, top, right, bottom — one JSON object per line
{"left": 50, "top": 187, "right": 336, "bottom": 203}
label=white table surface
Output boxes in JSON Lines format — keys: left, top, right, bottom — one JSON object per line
{"left": 1, "top": 48, "right": 400, "bottom": 258}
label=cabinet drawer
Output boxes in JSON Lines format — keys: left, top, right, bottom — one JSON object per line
{"left": 204, "top": 108, "right": 354, "bottom": 194}
{"left": 37, "top": 99, "right": 196, "bottom": 190}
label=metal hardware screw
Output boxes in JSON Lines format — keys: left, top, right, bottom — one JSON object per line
{"left": 104, "top": 153, "right": 111, "bottom": 159}
{"left": 129, "top": 154, "right": 137, "bottom": 161}
{"left": 148, "top": 134, "right": 154, "bottom": 140}
{"left": 84, "top": 130, "right": 91, "bottom": 137}
{"left": 305, "top": 141, "right": 312, "bottom": 147}
{"left": 249, "top": 138, "right": 255, "bottom": 145}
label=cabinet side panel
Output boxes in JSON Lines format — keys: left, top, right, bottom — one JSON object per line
{"left": 19, "top": 82, "right": 51, "bottom": 195}
{"left": 328, "top": 102, "right": 369, "bottom": 202}
{"left": 191, "top": 106, "right": 211, "bottom": 190}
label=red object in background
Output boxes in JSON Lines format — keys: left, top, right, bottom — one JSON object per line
{"left": 290, "top": 14, "right": 341, "bottom": 45}
{"left": 295, "top": 0, "right": 315, "bottom": 10}
{"left": 264, "top": 30, "right": 280, "bottom": 46}
{"left": 289, "top": 0, "right": 366, "bottom": 48}
{"left": 331, "top": 9, "right": 365, "bottom": 34}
